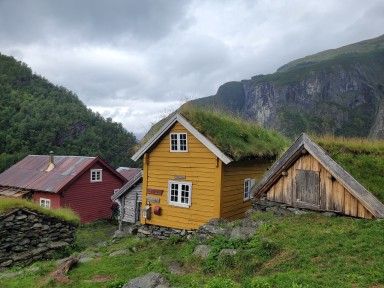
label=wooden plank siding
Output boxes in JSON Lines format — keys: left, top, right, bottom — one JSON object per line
{"left": 265, "top": 153, "right": 373, "bottom": 218}
{"left": 61, "top": 162, "right": 125, "bottom": 223}
{"left": 222, "top": 159, "right": 271, "bottom": 220}
{"left": 141, "top": 122, "right": 219, "bottom": 230}
{"left": 122, "top": 182, "right": 142, "bottom": 223}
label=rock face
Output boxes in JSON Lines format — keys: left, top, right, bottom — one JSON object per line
{"left": 0, "top": 208, "right": 77, "bottom": 269}
{"left": 189, "top": 35, "right": 384, "bottom": 138}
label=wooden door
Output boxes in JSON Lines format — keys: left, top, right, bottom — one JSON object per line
{"left": 295, "top": 169, "right": 320, "bottom": 208}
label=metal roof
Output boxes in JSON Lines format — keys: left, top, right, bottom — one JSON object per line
{"left": 116, "top": 167, "right": 142, "bottom": 182}
{"left": 0, "top": 155, "right": 97, "bottom": 193}
{"left": 112, "top": 169, "right": 142, "bottom": 201}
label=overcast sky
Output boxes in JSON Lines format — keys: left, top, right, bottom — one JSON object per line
{"left": 1, "top": 0, "right": 383, "bottom": 138}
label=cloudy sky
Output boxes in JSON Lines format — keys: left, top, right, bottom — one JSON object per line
{"left": 1, "top": 0, "right": 383, "bottom": 138}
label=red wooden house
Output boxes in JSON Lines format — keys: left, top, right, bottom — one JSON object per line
{"left": 0, "top": 154, "right": 127, "bottom": 223}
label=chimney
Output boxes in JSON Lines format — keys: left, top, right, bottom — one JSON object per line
{"left": 45, "top": 151, "right": 55, "bottom": 172}
{"left": 49, "top": 151, "right": 54, "bottom": 165}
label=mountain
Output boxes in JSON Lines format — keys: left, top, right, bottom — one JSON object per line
{"left": 188, "top": 35, "right": 384, "bottom": 139}
{"left": 0, "top": 53, "right": 138, "bottom": 172}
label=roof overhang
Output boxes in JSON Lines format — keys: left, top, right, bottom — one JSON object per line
{"left": 131, "top": 113, "right": 233, "bottom": 164}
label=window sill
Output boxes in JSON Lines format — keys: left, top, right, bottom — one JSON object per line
{"left": 168, "top": 202, "right": 190, "bottom": 208}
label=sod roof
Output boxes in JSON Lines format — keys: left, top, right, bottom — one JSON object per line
{"left": 314, "top": 135, "right": 384, "bottom": 203}
{"left": 134, "top": 108, "right": 289, "bottom": 162}
{"left": 180, "top": 109, "right": 289, "bottom": 160}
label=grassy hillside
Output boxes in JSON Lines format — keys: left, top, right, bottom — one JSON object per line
{"left": 1, "top": 213, "right": 383, "bottom": 287}
{"left": 277, "top": 34, "right": 384, "bottom": 72}
{"left": 0, "top": 53, "right": 138, "bottom": 172}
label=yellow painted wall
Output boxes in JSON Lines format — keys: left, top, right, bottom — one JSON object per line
{"left": 222, "top": 159, "right": 272, "bottom": 220}
{"left": 141, "top": 122, "right": 220, "bottom": 230}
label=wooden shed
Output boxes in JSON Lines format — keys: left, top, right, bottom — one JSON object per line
{"left": 112, "top": 168, "right": 142, "bottom": 223}
{"left": 251, "top": 134, "right": 384, "bottom": 219}
{"left": 131, "top": 109, "right": 288, "bottom": 230}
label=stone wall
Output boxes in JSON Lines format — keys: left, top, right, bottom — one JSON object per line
{"left": 136, "top": 224, "right": 195, "bottom": 240}
{"left": 0, "top": 208, "right": 77, "bottom": 269}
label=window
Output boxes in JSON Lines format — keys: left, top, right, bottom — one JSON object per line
{"left": 170, "top": 133, "right": 188, "bottom": 152}
{"left": 91, "top": 169, "right": 102, "bottom": 182}
{"left": 40, "top": 198, "right": 51, "bottom": 209}
{"left": 168, "top": 181, "right": 192, "bottom": 208}
{"left": 244, "top": 178, "right": 256, "bottom": 201}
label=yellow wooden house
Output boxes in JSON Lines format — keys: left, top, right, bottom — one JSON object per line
{"left": 131, "top": 110, "right": 287, "bottom": 230}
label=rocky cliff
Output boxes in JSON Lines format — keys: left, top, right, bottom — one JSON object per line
{"left": 189, "top": 35, "right": 384, "bottom": 139}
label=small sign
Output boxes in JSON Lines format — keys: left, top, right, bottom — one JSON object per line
{"left": 146, "top": 197, "right": 160, "bottom": 203}
{"left": 147, "top": 188, "right": 163, "bottom": 195}
{"left": 174, "top": 175, "right": 186, "bottom": 180}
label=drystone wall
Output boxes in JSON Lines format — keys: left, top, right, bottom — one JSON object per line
{"left": 0, "top": 208, "right": 77, "bottom": 269}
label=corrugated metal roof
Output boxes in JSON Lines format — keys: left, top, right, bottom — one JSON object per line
{"left": 116, "top": 167, "right": 141, "bottom": 182}
{"left": 0, "top": 155, "right": 96, "bottom": 193}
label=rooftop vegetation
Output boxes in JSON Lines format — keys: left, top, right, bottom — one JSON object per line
{"left": 314, "top": 135, "right": 384, "bottom": 203}
{"left": 180, "top": 107, "right": 290, "bottom": 160}
{"left": 0, "top": 197, "right": 80, "bottom": 224}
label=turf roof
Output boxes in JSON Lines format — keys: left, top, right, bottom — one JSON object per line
{"left": 137, "top": 108, "right": 289, "bottom": 161}
{"left": 314, "top": 135, "right": 384, "bottom": 203}
{"left": 179, "top": 108, "right": 289, "bottom": 160}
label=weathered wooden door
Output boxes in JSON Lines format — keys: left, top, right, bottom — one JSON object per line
{"left": 295, "top": 169, "right": 320, "bottom": 207}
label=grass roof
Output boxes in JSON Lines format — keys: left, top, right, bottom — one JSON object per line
{"left": 180, "top": 107, "right": 289, "bottom": 160}
{"left": 314, "top": 135, "right": 384, "bottom": 203}
{"left": 0, "top": 197, "right": 80, "bottom": 224}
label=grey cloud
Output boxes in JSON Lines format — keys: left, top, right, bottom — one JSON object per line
{"left": 0, "top": 0, "right": 190, "bottom": 46}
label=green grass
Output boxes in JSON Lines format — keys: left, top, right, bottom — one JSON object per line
{"left": 2, "top": 214, "right": 384, "bottom": 287}
{"left": 0, "top": 197, "right": 80, "bottom": 224}
{"left": 314, "top": 135, "right": 384, "bottom": 202}
{"left": 180, "top": 107, "right": 289, "bottom": 160}
{"left": 277, "top": 34, "right": 384, "bottom": 73}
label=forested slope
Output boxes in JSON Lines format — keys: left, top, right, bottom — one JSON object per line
{"left": 0, "top": 53, "right": 137, "bottom": 172}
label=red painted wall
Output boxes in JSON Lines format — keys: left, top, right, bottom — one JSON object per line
{"left": 60, "top": 162, "right": 125, "bottom": 223}
{"left": 33, "top": 192, "right": 61, "bottom": 209}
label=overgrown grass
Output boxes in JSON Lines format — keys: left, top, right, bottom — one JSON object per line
{"left": 2, "top": 214, "right": 384, "bottom": 287}
{"left": 0, "top": 197, "right": 79, "bottom": 224}
{"left": 180, "top": 107, "right": 289, "bottom": 160}
{"left": 314, "top": 135, "right": 384, "bottom": 202}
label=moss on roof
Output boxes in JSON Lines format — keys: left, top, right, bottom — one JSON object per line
{"left": 0, "top": 197, "right": 80, "bottom": 224}
{"left": 314, "top": 135, "right": 384, "bottom": 203}
{"left": 179, "top": 108, "right": 289, "bottom": 160}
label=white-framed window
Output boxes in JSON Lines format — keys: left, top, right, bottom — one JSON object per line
{"left": 91, "top": 169, "right": 102, "bottom": 182}
{"left": 168, "top": 180, "right": 192, "bottom": 208}
{"left": 170, "top": 133, "right": 188, "bottom": 152}
{"left": 244, "top": 178, "right": 256, "bottom": 201}
{"left": 40, "top": 198, "right": 51, "bottom": 209}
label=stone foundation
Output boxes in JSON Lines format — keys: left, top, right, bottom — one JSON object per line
{"left": 136, "top": 224, "right": 195, "bottom": 240}
{"left": 0, "top": 208, "right": 77, "bottom": 269}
